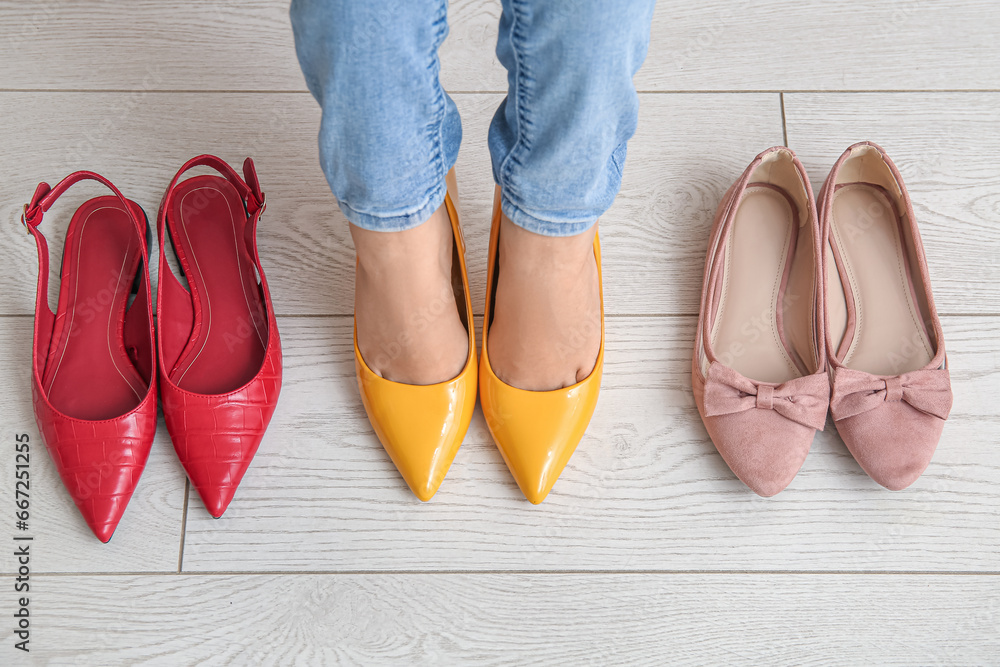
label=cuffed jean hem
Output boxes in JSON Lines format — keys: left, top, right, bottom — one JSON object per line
{"left": 499, "top": 190, "right": 599, "bottom": 237}
{"left": 336, "top": 181, "right": 448, "bottom": 232}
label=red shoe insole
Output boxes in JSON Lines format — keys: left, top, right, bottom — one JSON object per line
{"left": 43, "top": 197, "right": 146, "bottom": 420}
{"left": 166, "top": 175, "right": 267, "bottom": 395}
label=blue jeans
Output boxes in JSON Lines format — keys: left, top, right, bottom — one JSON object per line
{"left": 290, "top": 0, "right": 655, "bottom": 236}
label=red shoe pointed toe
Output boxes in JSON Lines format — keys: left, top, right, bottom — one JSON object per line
{"left": 172, "top": 430, "right": 249, "bottom": 518}
{"left": 156, "top": 156, "right": 282, "bottom": 518}
{"left": 23, "top": 172, "right": 157, "bottom": 541}
{"left": 161, "top": 394, "right": 271, "bottom": 519}
{"left": 161, "top": 352, "right": 281, "bottom": 518}
{"left": 34, "top": 394, "right": 157, "bottom": 542}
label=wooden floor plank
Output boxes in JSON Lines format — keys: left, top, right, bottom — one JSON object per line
{"left": 2, "top": 1, "right": 998, "bottom": 92}
{"left": 0, "top": 91, "right": 785, "bottom": 317}
{"left": 783, "top": 92, "right": 1000, "bottom": 315}
{"left": 4, "top": 90, "right": 994, "bottom": 317}
{"left": 177, "top": 315, "right": 1000, "bottom": 573}
{"left": 0, "top": 319, "right": 187, "bottom": 574}
{"left": 1, "top": 3, "right": 998, "bottom": 661}
{"left": 638, "top": 1, "right": 1000, "bottom": 92}
{"left": 7, "top": 91, "right": 997, "bottom": 316}
{"left": 16, "top": 573, "right": 999, "bottom": 665}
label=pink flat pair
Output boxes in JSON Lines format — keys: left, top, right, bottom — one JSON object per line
{"left": 693, "top": 143, "right": 952, "bottom": 496}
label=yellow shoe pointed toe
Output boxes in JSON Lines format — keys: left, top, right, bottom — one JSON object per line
{"left": 356, "top": 344, "right": 476, "bottom": 501}
{"left": 479, "top": 355, "right": 603, "bottom": 504}
{"left": 354, "top": 171, "right": 477, "bottom": 501}
{"left": 479, "top": 188, "right": 605, "bottom": 504}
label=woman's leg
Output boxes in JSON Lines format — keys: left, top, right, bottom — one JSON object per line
{"left": 487, "top": 0, "right": 657, "bottom": 390}
{"left": 290, "top": 0, "right": 468, "bottom": 384}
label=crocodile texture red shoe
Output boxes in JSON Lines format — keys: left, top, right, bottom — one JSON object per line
{"left": 23, "top": 171, "right": 157, "bottom": 542}
{"left": 156, "top": 155, "right": 282, "bottom": 518}
{"left": 821, "top": 142, "right": 952, "bottom": 490}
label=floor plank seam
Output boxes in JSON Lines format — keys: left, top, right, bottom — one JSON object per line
{"left": 779, "top": 92, "right": 789, "bottom": 146}
{"left": 23, "top": 569, "right": 1000, "bottom": 577}
{"left": 176, "top": 479, "right": 190, "bottom": 573}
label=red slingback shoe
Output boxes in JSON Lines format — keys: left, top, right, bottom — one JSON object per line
{"left": 23, "top": 172, "right": 157, "bottom": 542}
{"left": 156, "top": 155, "right": 282, "bottom": 518}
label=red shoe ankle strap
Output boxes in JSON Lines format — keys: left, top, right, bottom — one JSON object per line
{"left": 21, "top": 173, "right": 149, "bottom": 313}
{"left": 21, "top": 170, "right": 145, "bottom": 247}
{"left": 158, "top": 155, "right": 265, "bottom": 231}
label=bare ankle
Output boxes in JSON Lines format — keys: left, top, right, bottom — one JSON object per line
{"left": 489, "top": 213, "right": 601, "bottom": 391}
{"left": 351, "top": 202, "right": 468, "bottom": 385}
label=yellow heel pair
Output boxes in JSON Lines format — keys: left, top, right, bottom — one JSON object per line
{"left": 355, "top": 175, "right": 604, "bottom": 502}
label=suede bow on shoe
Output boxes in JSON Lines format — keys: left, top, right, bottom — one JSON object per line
{"left": 691, "top": 147, "right": 828, "bottom": 497}
{"left": 830, "top": 367, "right": 952, "bottom": 421}
{"left": 819, "top": 142, "right": 953, "bottom": 490}
{"left": 703, "top": 362, "right": 830, "bottom": 430}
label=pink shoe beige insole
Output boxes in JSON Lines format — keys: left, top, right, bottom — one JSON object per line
{"left": 711, "top": 185, "right": 800, "bottom": 384}
{"left": 167, "top": 175, "right": 267, "bottom": 395}
{"left": 43, "top": 197, "right": 146, "bottom": 420}
{"left": 830, "top": 183, "right": 932, "bottom": 375}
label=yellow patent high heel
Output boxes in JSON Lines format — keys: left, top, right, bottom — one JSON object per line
{"left": 479, "top": 187, "right": 605, "bottom": 504}
{"left": 354, "top": 169, "right": 477, "bottom": 501}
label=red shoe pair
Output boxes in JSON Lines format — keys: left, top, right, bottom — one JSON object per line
{"left": 23, "top": 156, "right": 282, "bottom": 542}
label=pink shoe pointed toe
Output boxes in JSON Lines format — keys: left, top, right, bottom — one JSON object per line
{"left": 693, "top": 147, "right": 829, "bottom": 496}
{"left": 821, "top": 142, "right": 952, "bottom": 490}
{"left": 693, "top": 363, "right": 828, "bottom": 497}
{"left": 831, "top": 368, "right": 949, "bottom": 490}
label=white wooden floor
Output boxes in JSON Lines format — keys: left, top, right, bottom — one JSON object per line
{"left": 1, "top": 2, "right": 999, "bottom": 665}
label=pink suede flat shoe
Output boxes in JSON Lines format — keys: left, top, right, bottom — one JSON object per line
{"left": 693, "top": 147, "right": 830, "bottom": 496}
{"left": 820, "top": 142, "right": 952, "bottom": 490}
